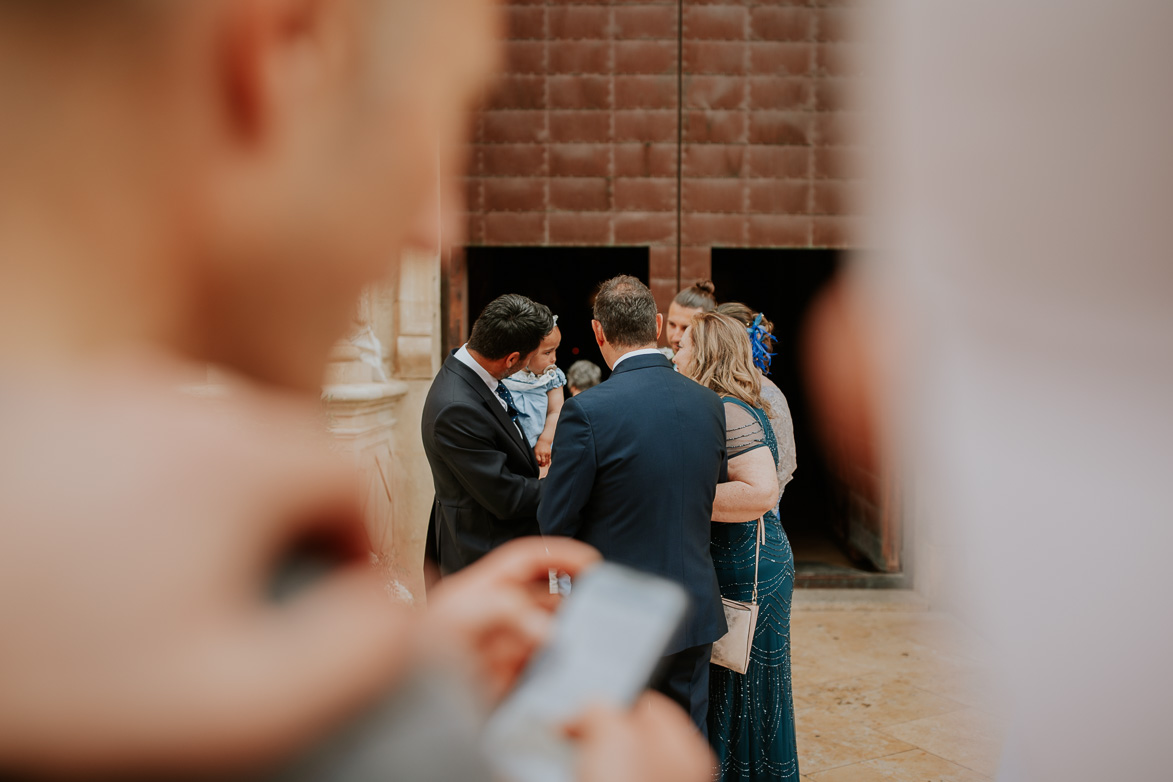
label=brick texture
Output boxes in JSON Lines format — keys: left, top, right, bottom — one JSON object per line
{"left": 468, "top": 0, "right": 864, "bottom": 267}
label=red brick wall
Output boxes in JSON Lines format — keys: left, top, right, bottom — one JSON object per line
{"left": 464, "top": 0, "right": 861, "bottom": 313}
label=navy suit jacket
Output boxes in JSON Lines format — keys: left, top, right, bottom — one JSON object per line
{"left": 422, "top": 354, "right": 541, "bottom": 575}
{"left": 538, "top": 352, "right": 728, "bottom": 654}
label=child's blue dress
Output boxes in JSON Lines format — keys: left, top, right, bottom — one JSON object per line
{"left": 501, "top": 366, "right": 567, "bottom": 447}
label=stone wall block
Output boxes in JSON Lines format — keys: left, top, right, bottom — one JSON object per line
{"left": 747, "top": 179, "right": 811, "bottom": 215}
{"left": 549, "top": 75, "right": 613, "bottom": 110}
{"left": 614, "top": 212, "right": 677, "bottom": 245}
{"left": 550, "top": 111, "right": 613, "bottom": 144}
{"left": 613, "top": 5, "right": 678, "bottom": 40}
{"left": 506, "top": 6, "right": 545, "bottom": 40}
{"left": 482, "top": 111, "right": 547, "bottom": 144}
{"left": 548, "top": 213, "right": 614, "bottom": 245}
{"left": 683, "top": 143, "right": 746, "bottom": 178}
{"left": 614, "top": 143, "right": 678, "bottom": 178}
{"left": 550, "top": 143, "right": 612, "bottom": 177}
{"left": 550, "top": 177, "right": 611, "bottom": 212}
{"left": 483, "top": 177, "right": 548, "bottom": 212}
{"left": 684, "top": 110, "right": 748, "bottom": 144}
{"left": 615, "top": 110, "right": 678, "bottom": 143}
{"left": 748, "top": 214, "right": 811, "bottom": 247}
{"left": 614, "top": 177, "right": 677, "bottom": 212}
{"left": 682, "top": 178, "right": 745, "bottom": 214}
{"left": 484, "top": 211, "right": 546, "bottom": 244}
{"left": 550, "top": 40, "right": 611, "bottom": 74}
{"left": 683, "top": 5, "right": 748, "bottom": 41}
{"left": 614, "top": 40, "right": 678, "bottom": 75}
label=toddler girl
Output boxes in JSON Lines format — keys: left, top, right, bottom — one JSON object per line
{"left": 501, "top": 320, "right": 565, "bottom": 471}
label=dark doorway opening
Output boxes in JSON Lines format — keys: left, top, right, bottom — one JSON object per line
{"left": 465, "top": 247, "right": 650, "bottom": 379}
{"left": 711, "top": 249, "right": 902, "bottom": 587}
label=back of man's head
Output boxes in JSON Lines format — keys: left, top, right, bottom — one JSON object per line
{"left": 593, "top": 276, "right": 657, "bottom": 348}
{"left": 467, "top": 294, "right": 553, "bottom": 361}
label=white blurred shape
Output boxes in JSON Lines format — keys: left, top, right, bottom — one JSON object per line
{"left": 865, "top": 1, "right": 1173, "bottom": 779}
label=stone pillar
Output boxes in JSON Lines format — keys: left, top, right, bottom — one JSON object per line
{"left": 322, "top": 248, "right": 442, "bottom": 605}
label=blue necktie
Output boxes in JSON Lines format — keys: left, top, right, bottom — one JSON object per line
{"left": 495, "top": 383, "right": 521, "bottom": 425}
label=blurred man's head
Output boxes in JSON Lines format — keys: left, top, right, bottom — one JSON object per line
{"left": 0, "top": 0, "right": 501, "bottom": 389}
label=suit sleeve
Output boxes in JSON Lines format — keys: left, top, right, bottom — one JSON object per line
{"left": 433, "top": 403, "right": 540, "bottom": 522}
{"left": 537, "top": 396, "right": 596, "bottom": 539}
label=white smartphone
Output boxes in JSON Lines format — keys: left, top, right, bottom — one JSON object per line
{"left": 482, "top": 562, "right": 689, "bottom": 782}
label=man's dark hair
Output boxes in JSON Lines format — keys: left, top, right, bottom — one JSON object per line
{"left": 467, "top": 294, "right": 554, "bottom": 360}
{"left": 593, "top": 275, "right": 658, "bottom": 347}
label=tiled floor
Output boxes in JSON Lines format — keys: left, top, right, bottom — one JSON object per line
{"left": 791, "top": 591, "right": 1006, "bottom": 781}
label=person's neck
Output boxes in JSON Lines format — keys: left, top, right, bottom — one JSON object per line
{"left": 602, "top": 342, "right": 658, "bottom": 370}
{"left": 466, "top": 347, "right": 510, "bottom": 381}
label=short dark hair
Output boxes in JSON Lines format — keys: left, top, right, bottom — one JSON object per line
{"left": 566, "top": 360, "right": 602, "bottom": 391}
{"left": 468, "top": 294, "right": 554, "bottom": 360}
{"left": 593, "top": 275, "right": 658, "bottom": 347}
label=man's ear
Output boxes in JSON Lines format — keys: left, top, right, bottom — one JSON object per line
{"left": 654, "top": 312, "right": 664, "bottom": 341}
{"left": 218, "top": 0, "right": 346, "bottom": 144}
{"left": 503, "top": 351, "right": 522, "bottom": 372}
{"left": 591, "top": 320, "right": 606, "bottom": 347}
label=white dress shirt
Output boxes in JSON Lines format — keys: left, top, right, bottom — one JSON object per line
{"left": 611, "top": 347, "right": 665, "bottom": 370}
{"left": 455, "top": 344, "right": 508, "bottom": 411}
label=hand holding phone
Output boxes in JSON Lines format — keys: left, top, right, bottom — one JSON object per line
{"left": 483, "top": 562, "right": 689, "bottom": 782}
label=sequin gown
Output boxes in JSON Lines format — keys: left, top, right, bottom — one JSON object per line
{"left": 708, "top": 397, "right": 799, "bottom": 781}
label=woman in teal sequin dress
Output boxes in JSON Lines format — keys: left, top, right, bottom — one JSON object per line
{"left": 675, "top": 312, "right": 799, "bottom": 782}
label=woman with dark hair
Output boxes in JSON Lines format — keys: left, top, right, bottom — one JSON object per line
{"left": 666, "top": 279, "right": 717, "bottom": 354}
{"left": 716, "top": 303, "right": 798, "bottom": 512}
{"left": 674, "top": 312, "right": 799, "bottom": 782}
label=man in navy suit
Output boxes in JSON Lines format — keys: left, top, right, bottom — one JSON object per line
{"left": 538, "top": 276, "right": 727, "bottom": 735}
{"left": 423, "top": 294, "right": 553, "bottom": 575}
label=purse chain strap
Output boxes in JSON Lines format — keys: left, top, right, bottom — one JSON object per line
{"left": 751, "top": 516, "right": 764, "bottom": 604}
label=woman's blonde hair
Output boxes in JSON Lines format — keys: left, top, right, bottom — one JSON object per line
{"left": 686, "top": 312, "right": 772, "bottom": 417}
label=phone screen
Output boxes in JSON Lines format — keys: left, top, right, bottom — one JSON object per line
{"left": 483, "top": 562, "right": 688, "bottom": 782}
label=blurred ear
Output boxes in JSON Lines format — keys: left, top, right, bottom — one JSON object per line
{"left": 219, "top": 0, "right": 354, "bottom": 145}
{"left": 654, "top": 312, "right": 664, "bottom": 340}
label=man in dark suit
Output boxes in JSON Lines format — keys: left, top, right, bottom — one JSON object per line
{"left": 422, "top": 294, "right": 554, "bottom": 575}
{"left": 538, "top": 276, "right": 727, "bottom": 735}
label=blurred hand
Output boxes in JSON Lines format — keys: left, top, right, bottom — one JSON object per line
{"left": 534, "top": 439, "right": 552, "bottom": 467}
{"left": 0, "top": 358, "right": 410, "bottom": 777}
{"left": 569, "top": 693, "right": 716, "bottom": 782}
{"left": 421, "top": 537, "right": 601, "bottom": 702}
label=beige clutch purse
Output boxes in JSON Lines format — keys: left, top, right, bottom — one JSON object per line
{"left": 710, "top": 517, "right": 765, "bottom": 675}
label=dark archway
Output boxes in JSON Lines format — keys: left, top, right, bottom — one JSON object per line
{"left": 711, "top": 249, "right": 900, "bottom": 586}
{"left": 465, "top": 247, "right": 650, "bottom": 379}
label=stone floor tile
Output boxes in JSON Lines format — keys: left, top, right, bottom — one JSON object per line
{"left": 791, "top": 646, "right": 881, "bottom": 685}
{"left": 798, "top": 674, "right": 966, "bottom": 730}
{"left": 889, "top": 615, "right": 994, "bottom": 664}
{"left": 796, "top": 708, "right": 916, "bottom": 775}
{"left": 878, "top": 708, "right": 1005, "bottom": 778}
{"left": 896, "top": 664, "right": 1008, "bottom": 715}
{"left": 794, "top": 613, "right": 984, "bottom": 680}
{"left": 807, "top": 749, "right": 989, "bottom": 781}
{"left": 794, "top": 590, "right": 930, "bottom": 612}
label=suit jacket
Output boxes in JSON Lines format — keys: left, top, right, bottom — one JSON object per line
{"left": 538, "top": 352, "right": 728, "bottom": 654}
{"left": 422, "top": 354, "right": 541, "bottom": 575}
